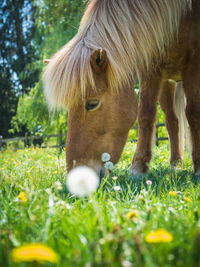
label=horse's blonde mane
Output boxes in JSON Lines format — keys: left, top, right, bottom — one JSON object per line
{"left": 43, "top": 0, "right": 191, "bottom": 109}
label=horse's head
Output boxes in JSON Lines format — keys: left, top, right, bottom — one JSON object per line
{"left": 66, "top": 49, "right": 137, "bottom": 177}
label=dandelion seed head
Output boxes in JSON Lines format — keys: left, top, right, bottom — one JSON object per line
{"left": 101, "top": 153, "right": 111, "bottom": 162}
{"left": 66, "top": 166, "right": 100, "bottom": 197}
{"left": 104, "top": 161, "right": 114, "bottom": 171}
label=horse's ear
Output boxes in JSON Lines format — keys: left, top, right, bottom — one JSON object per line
{"left": 90, "top": 49, "right": 108, "bottom": 74}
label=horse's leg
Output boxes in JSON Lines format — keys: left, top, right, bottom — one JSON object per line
{"left": 158, "top": 80, "right": 182, "bottom": 168}
{"left": 183, "top": 66, "right": 200, "bottom": 177}
{"left": 131, "top": 72, "right": 161, "bottom": 176}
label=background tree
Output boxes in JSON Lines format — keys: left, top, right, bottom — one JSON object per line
{"left": 12, "top": 0, "right": 87, "bottom": 135}
{"left": 0, "top": 0, "right": 39, "bottom": 137}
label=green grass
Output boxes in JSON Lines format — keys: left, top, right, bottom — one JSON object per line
{"left": 0, "top": 142, "right": 200, "bottom": 267}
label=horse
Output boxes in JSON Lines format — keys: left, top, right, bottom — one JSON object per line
{"left": 43, "top": 0, "right": 199, "bottom": 178}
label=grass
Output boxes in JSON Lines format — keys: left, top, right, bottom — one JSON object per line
{"left": 0, "top": 142, "right": 200, "bottom": 267}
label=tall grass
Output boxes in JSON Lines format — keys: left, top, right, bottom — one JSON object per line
{"left": 0, "top": 143, "right": 200, "bottom": 267}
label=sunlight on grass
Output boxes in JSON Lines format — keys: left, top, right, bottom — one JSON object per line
{"left": 0, "top": 144, "right": 200, "bottom": 267}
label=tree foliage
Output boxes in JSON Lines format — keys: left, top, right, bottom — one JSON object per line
{"left": 13, "top": 0, "right": 87, "bottom": 135}
{"left": 0, "top": 0, "right": 39, "bottom": 137}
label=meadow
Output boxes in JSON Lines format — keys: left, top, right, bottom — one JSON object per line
{"left": 0, "top": 141, "right": 200, "bottom": 267}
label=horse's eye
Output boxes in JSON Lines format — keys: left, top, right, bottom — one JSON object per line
{"left": 85, "top": 99, "right": 101, "bottom": 111}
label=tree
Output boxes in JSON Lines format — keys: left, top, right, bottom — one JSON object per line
{"left": 0, "top": 66, "right": 17, "bottom": 137}
{"left": 12, "top": 0, "right": 87, "bottom": 135}
{"left": 0, "top": 0, "right": 39, "bottom": 137}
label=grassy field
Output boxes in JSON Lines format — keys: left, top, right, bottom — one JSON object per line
{"left": 0, "top": 142, "right": 200, "bottom": 267}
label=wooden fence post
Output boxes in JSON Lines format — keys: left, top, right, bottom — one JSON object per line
{"left": 0, "top": 136, "right": 3, "bottom": 151}
{"left": 156, "top": 126, "right": 159, "bottom": 147}
{"left": 59, "top": 130, "right": 62, "bottom": 147}
{"left": 58, "top": 130, "right": 63, "bottom": 154}
{"left": 25, "top": 132, "right": 28, "bottom": 148}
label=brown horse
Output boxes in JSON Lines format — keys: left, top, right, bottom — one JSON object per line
{"left": 43, "top": 0, "right": 199, "bottom": 178}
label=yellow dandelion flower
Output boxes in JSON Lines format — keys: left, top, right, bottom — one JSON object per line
{"left": 112, "top": 176, "right": 118, "bottom": 180}
{"left": 145, "top": 229, "right": 173, "bottom": 243}
{"left": 169, "top": 191, "right": 177, "bottom": 197}
{"left": 184, "top": 197, "right": 191, "bottom": 203}
{"left": 18, "top": 192, "right": 27, "bottom": 202}
{"left": 10, "top": 243, "right": 59, "bottom": 263}
{"left": 127, "top": 210, "right": 139, "bottom": 219}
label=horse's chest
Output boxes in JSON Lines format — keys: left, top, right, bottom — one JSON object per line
{"left": 161, "top": 48, "right": 186, "bottom": 81}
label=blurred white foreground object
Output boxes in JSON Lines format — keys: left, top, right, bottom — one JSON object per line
{"left": 66, "top": 166, "right": 100, "bottom": 197}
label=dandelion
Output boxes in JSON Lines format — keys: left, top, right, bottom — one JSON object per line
{"left": 112, "top": 176, "right": 118, "bottom": 180}
{"left": 101, "top": 152, "right": 111, "bottom": 162}
{"left": 104, "top": 161, "right": 114, "bottom": 171}
{"left": 99, "top": 238, "right": 106, "bottom": 245}
{"left": 18, "top": 192, "right": 27, "bottom": 203}
{"left": 45, "top": 188, "right": 51, "bottom": 194}
{"left": 169, "top": 191, "right": 177, "bottom": 197}
{"left": 106, "top": 233, "right": 115, "bottom": 241}
{"left": 48, "top": 195, "right": 54, "bottom": 214}
{"left": 54, "top": 181, "right": 62, "bottom": 190}
{"left": 65, "top": 203, "right": 72, "bottom": 210}
{"left": 79, "top": 234, "right": 87, "bottom": 245}
{"left": 184, "top": 197, "right": 192, "bottom": 202}
{"left": 55, "top": 200, "right": 65, "bottom": 206}
{"left": 66, "top": 166, "right": 100, "bottom": 197}
{"left": 10, "top": 243, "right": 59, "bottom": 263}
{"left": 146, "top": 180, "right": 152, "bottom": 186}
{"left": 145, "top": 229, "right": 173, "bottom": 243}
{"left": 113, "top": 186, "right": 121, "bottom": 191}
{"left": 127, "top": 210, "right": 139, "bottom": 219}
{"left": 122, "top": 260, "right": 132, "bottom": 267}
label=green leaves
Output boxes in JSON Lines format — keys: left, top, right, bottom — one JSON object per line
{"left": 12, "top": 0, "right": 87, "bottom": 135}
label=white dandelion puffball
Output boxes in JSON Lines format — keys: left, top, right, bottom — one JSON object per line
{"left": 66, "top": 166, "right": 100, "bottom": 197}
{"left": 101, "top": 152, "right": 111, "bottom": 162}
{"left": 104, "top": 161, "right": 114, "bottom": 171}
